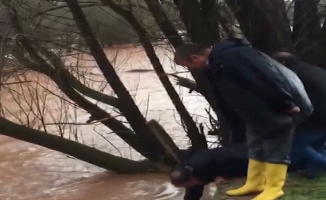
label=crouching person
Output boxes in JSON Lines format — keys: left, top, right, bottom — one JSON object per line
{"left": 273, "top": 52, "right": 326, "bottom": 177}
{"left": 170, "top": 139, "right": 326, "bottom": 200}
{"left": 174, "top": 38, "right": 313, "bottom": 200}
{"left": 169, "top": 144, "right": 248, "bottom": 200}
{"left": 290, "top": 128, "right": 326, "bottom": 177}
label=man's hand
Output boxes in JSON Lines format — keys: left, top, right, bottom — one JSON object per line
{"left": 286, "top": 106, "right": 300, "bottom": 114}
{"left": 214, "top": 176, "right": 225, "bottom": 186}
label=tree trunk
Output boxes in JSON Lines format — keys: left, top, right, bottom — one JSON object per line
{"left": 141, "top": 1, "right": 224, "bottom": 118}
{"left": 147, "top": 120, "right": 181, "bottom": 163}
{"left": 317, "top": 20, "right": 326, "bottom": 68}
{"left": 0, "top": 116, "right": 161, "bottom": 174}
{"left": 143, "top": 0, "right": 236, "bottom": 144}
{"left": 218, "top": 5, "right": 237, "bottom": 38}
{"left": 64, "top": 0, "right": 166, "bottom": 161}
{"left": 200, "top": 0, "right": 220, "bottom": 41}
{"left": 226, "top": 0, "right": 292, "bottom": 54}
{"left": 104, "top": 1, "right": 207, "bottom": 149}
{"left": 173, "top": 0, "right": 218, "bottom": 45}
{"left": 255, "top": 0, "right": 293, "bottom": 53}
{"left": 292, "top": 0, "right": 322, "bottom": 64}
{"left": 144, "top": 0, "right": 184, "bottom": 48}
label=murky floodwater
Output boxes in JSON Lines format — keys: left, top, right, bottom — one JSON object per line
{"left": 0, "top": 46, "right": 217, "bottom": 199}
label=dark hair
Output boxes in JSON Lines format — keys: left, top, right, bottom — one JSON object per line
{"left": 169, "top": 165, "right": 193, "bottom": 185}
{"left": 174, "top": 43, "right": 208, "bottom": 62}
{"left": 273, "top": 52, "right": 299, "bottom": 67}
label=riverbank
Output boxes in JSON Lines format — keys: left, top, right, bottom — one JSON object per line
{"left": 216, "top": 174, "right": 326, "bottom": 199}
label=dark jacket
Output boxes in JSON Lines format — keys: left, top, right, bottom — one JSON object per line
{"left": 182, "top": 141, "right": 323, "bottom": 200}
{"left": 183, "top": 144, "right": 248, "bottom": 200}
{"left": 184, "top": 144, "right": 248, "bottom": 183}
{"left": 206, "top": 39, "right": 313, "bottom": 135}
{"left": 281, "top": 59, "right": 326, "bottom": 133}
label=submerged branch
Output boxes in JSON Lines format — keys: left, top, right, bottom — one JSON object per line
{"left": 0, "top": 116, "right": 160, "bottom": 174}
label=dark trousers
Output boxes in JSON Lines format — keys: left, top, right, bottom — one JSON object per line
{"left": 246, "top": 126, "right": 294, "bottom": 164}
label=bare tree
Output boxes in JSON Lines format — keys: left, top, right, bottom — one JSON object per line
{"left": 0, "top": 0, "right": 325, "bottom": 174}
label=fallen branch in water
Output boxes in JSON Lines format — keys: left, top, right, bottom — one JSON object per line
{"left": 44, "top": 114, "right": 123, "bottom": 125}
{"left": 0, "top": 115, "right": 163, "bottom": 173}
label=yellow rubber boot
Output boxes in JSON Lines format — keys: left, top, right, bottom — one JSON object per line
{"left": 252, "top": 163, "right": 287, "bottom": 200}
{"left": 226, "top": 159, "right": 265, "bottom": 196}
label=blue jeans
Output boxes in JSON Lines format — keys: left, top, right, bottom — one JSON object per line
{"left": 291, "top": 129, "right": 326, "bottom": 171}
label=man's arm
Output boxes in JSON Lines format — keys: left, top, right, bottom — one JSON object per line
{"left": 184, "top": 185, "right": 204, "bottom": 200}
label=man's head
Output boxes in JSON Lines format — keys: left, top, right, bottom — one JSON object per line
{"left": 169, "top": 165, "right": 201, "bottom": 187}
{"left": 174, "top": 43, "right": 211, "bottom": 70}
{"left": 273, "top": 52, "right": 299, "bottom": 69}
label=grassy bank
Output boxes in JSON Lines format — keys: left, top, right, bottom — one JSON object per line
{"left": 283, "top": 175, "right": 326, "bottom": 200}
{"left": 216, "top": 174, "right": 326, "bottom": 200}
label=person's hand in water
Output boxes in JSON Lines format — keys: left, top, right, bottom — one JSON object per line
{"left": 213, "top": 177, "right": 225, "bottom": 200}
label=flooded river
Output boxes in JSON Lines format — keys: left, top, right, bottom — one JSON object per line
{"left": 0, "top": 46, "right": 217, "bottom": 199}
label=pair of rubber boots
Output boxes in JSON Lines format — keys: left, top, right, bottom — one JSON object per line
{"left": 226, "top": 159, "right": 287, "bottom": 200}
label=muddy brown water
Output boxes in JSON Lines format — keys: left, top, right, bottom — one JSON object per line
{"left": 0, "top": 46, "right": 219, "bottom": 200}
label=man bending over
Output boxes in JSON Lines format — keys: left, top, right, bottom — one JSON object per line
{"left": 174, "top": 38, "right": 313, "bottom": 200}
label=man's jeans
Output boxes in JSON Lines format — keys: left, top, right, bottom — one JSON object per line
{"left": 291, "top": 130, "right": 326, "bottom": 171}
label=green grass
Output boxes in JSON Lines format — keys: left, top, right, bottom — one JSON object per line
{"left": 216, "top": 174, "right": 326, "bottom": 200}
{"left": 282, "top": 175, "right": 326, "bottom": 200}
